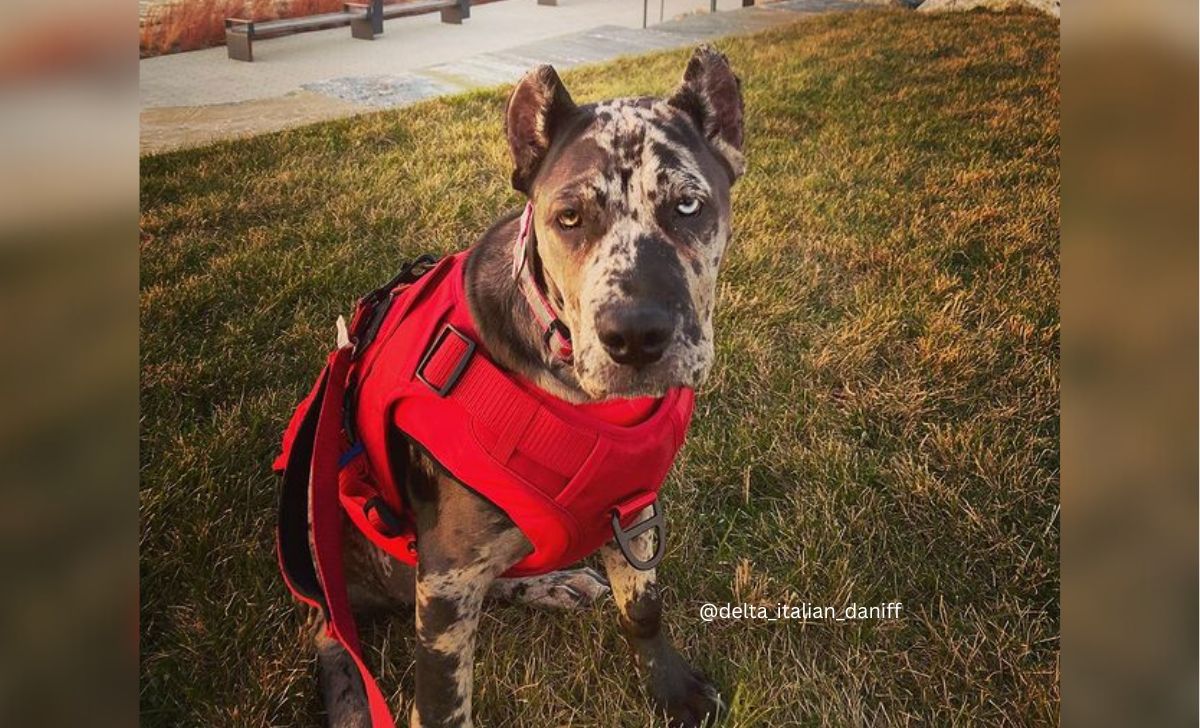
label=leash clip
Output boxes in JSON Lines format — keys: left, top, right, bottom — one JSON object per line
{"left": 610, "top": 499, "right": 666, "bottom": 571}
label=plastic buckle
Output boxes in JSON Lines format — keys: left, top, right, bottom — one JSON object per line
{"left": 542, "top": 319, "right": 571, "bottom": 348}
{"left": 351, "top": 294, "right": 395, "bottom": 360}
{"left": 610, "top": 499, "right": 666, "bottom": 571}
{"left": 363, "top": 496, "right": 405, "bottom": 538}
{"left": 349, "top": 254, "right": 439, "bottom": 360}
{"left": 415, "top": 324, "right": 476, "bottom": 397}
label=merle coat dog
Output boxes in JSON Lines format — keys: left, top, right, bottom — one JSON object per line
{"left": 317, "top": 46, "right": 744, "bottom": 728}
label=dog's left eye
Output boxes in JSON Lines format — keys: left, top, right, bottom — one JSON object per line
{"left": 675, "top": 197, "right": 702, "bottom": 216}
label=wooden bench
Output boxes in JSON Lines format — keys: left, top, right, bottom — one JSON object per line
{"left": 226, "top": 0, "right": 470, "bottom": 62}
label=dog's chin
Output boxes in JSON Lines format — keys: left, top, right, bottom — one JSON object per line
{"left": 576, "top": 354, "right": 705, "bottom": 401}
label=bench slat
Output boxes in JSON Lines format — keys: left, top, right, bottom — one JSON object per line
{"left": 241, "top": 11, "right": 357, "bottom": 36}
{"left": 380, "top": 0, "right": 457, "bottom": 20}
{"left": 226, "top": 0, "right": 466, "bottom": 60}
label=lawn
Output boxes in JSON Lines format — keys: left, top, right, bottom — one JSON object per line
{"left": 140, "top": 7, "right": 1059, "bottom": 726}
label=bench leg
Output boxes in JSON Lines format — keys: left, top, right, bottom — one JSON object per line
{"left": 440, "top": 4, "right": 464, "bottom": 23}
{"left": 351, "top": 0, "right": 382, "bottom": 38}
{"left": 538, "top": 0, "right": 558, "bottom": 5}
{"left": 226, "top": 30, "right": 252, "bottom": 62}
{"left": 350, "top": 16, "right": 377, "bottom": 39}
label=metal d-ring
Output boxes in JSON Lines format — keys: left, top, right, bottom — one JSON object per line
{"left": 610, "top": 500, "right": 666, "bottom": 571}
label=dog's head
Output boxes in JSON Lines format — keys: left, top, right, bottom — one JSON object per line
{"left": 505, "top": 47, "right": 744, "bottom": 400}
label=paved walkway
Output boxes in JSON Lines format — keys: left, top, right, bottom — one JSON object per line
{"left": 140, "top": 0, "right": 868, "bottom": 154}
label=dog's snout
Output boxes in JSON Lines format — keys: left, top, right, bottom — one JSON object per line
{"left": 596, "top": 304, "right": 674, "bottom": 368}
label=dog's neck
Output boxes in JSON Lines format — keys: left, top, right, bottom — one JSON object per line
{"left": 464, "top": 210, "right": 591, "bottom": 404}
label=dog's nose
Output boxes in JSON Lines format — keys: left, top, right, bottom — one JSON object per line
{"left": 595, "top": 304, "right": 674, "bottom": 368}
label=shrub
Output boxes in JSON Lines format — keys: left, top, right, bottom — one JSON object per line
{"left": 139, "top": 0, "right": 346, "bottom": 57}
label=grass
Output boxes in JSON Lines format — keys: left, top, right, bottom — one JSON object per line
{"left": 140, "top": 8, "right": 1059, "bottom": 726}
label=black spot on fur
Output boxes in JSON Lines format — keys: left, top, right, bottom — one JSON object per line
{"left": 626, "top": 235, "right": 698, "bottom": 344}
{"left": 413, "top": 593, "right": 470, "bottom": 721}
{"left": 617, "top": 131, "right": 644, "bottom": 162}
{"left": 619, "top": 583, "right": 663, "bottom": 640}
{"left": 651, "top": 141, "right": 683, "bottom": 174}
{"left": 660, "top": 114, "right": 706, "bottom": 155}
{"left": 417, "top": 595, "right": 462, "bottom": 641}
{"left": 593, "top": 185, "right": 608, "bottom": 210}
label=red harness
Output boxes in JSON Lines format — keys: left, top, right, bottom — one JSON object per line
{"left": 273, "top": 210, "right": 694, "bottom": 727}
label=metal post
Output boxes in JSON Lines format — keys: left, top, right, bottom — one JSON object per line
{"left": 643, "top": 0, "right": 647, "bottom": 28}
{"left": 710, "top": 0, "right": 717, "bottom": 12}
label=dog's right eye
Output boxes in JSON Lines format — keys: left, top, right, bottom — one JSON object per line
{"left": 557, "top": 209, "right": 581, "bottom": 229}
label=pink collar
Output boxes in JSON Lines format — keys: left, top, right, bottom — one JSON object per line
{"left": 511, "top": 202, "right": 574, "bottom": 363}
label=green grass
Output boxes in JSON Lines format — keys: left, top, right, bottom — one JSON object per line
{"left": 140, "top": 8, "right": 1059, "bottom": 726}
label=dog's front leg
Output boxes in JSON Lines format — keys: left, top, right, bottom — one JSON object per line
{"left": 601, "top": 510, "right": 722, "bottom": 728}
{"left": 409, "top": 465, "right": 531, "bottom": 728}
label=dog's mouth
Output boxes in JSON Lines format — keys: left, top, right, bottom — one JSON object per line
{"left": 575, "top": 344, "right": 706, "bottom": 400}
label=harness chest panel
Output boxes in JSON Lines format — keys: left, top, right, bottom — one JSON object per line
{"left": 350, "top": 253, "right": 693, "bottom": 575}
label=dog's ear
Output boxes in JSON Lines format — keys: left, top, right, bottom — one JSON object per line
{"left": 506, "top": 65, "right": 578, "bottom": 194}
{"left": 668, "top": 46, "right": 745, "bottom": 182}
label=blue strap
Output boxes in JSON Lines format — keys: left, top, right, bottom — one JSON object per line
{"left": 338, "top": 441, "right": 364, "bottom": 469}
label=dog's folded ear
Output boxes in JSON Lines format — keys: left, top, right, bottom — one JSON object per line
{"left": 506, "top": 65, "right": 578, "bottom": 194}
{"left": 668, "top": 46, "right": 745, "bottom": 182}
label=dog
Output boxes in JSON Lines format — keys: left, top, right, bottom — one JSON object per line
{"left": 309, "top": 46, "right": 744, "bottom": 728}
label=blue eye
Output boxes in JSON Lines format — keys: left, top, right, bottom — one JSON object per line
{"left": 676, "top": 197, "right": 701, "bottom": 216}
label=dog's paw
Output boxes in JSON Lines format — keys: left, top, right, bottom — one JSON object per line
{"left": 495, "top": 567, "right": 611, "bottom": 610}
{"left": 649, "top": 651, "right": 724, "bottom": 728}
{"left": 539, "top": 566, "right": 612, "bottom": 609}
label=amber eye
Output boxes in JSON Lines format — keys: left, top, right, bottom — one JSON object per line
{"left": 676, "top": 197, "right": 702, "bottom": 216}
{"left": 557, "top": 209, "right": 581, "bottom": 229}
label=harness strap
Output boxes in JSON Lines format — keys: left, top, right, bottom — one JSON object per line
{"left": 276, "top": 364, "right": 329, "bottom": 612}
{"left": 416, "top": 322, "right": 596, "bottom": 478}
{"left": 278, "top": 346, "right": 397, "bottom": 728}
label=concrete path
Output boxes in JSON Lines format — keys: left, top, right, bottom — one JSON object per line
{"left": 140, "top": 0, "right": 868, "bottom": 155}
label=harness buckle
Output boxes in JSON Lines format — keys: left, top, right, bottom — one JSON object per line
{"left": 416, "top": 324, "right": 476, "bottom": 397}
{"left": 350, "top": 254, "right": 440, "bottom": 360}
{"left": 610, "top": 499, "right": 666, "bottom": 571}
{"left": 363, "top": 496, "right": 405, "bottom": 538}
{"left": 351, "top": 294, "right": 395, "bottom": 360}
